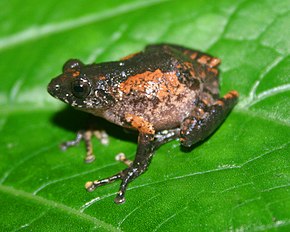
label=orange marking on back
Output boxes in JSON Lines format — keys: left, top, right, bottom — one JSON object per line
{"left": 198, "top": 55, "right": 221, "bottom": 68}
{"left": 189, "top": 68, "right": 196, "bottom": 78}
{"left": 183, "top": 62, "right": 193, "bottom": 69}
{"left": 208, "top": 68, "right": 218, "bottom": 76}
{"left": 216, "top": 100, "right": 225, "bottom": 107}
{"left": 190, "top": 52, "right": 198, "bottom": 60}
{"left": 72, "top": 71, "right": 80, "bottom": 77}
{"left": 224, "top": 90, "right": 239, "bottom": 99}
{"left": 197, "top": 55, "right": 211, "bottom": 65}
{"left": 209, "top": 58, "right": 221, "bottom": 67}
{"left": 119, "top": 69, "right": 184, "bottom": 101}
{"left": 120, "top": 52, "right": 140, "bottom": 61}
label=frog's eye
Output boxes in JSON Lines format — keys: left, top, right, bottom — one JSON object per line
{"left": 63, "top": 59, "right": 84, "bottom": 73}
{"left": 71, "top": 78, "right": 91, "bottom": 99}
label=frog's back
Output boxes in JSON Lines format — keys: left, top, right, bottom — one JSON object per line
{"left": 122, "top": 44, "right": 220, "bottom": 98}
{"left": 104, "top": 45, "right": 207, "bottom": 131}
{"left": 99, "top": 44, "right": 220, "bottom": 131}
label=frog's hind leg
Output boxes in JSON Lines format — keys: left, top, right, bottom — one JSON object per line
{"left": 115, "top": 153, "right": 133, "bottom": 167}
{"left": 180, "top": 90, "right": 239, "bottom": 147}
{"left": 170, "top": 44, "right": 221, "bottom": 68}
{"left": 147, "top": 44, "right": 221, "bottom": 68}
{"left": 85, "top": 128, "right": 180, "bottom": 204}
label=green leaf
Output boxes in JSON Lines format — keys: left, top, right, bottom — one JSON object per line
{"left": 1, "top": 0, "right": 289, "bottom": 231}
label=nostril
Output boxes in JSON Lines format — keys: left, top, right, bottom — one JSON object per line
{"left": 55, "top": 84, "right": 60, "bottom": 91}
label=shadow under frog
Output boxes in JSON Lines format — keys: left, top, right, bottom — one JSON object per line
{"left": 51, "top": 107, "right": 137, "bottom": 144}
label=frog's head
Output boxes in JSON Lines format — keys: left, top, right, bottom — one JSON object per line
{"left": 47, "top": 59, "right": 113, "bottom": 113}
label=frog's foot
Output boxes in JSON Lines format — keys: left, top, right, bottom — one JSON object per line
{"left": 115, "top": 153, "right": 133, "bottom": 167}
{"left": 85, "top": 174, "right": 121, "bottom": 194}
{"left": 60, "top": 129, "right": 108, "bottom": 163}
{"left": 85, "top": 166, "right": 143, "bottom": 204}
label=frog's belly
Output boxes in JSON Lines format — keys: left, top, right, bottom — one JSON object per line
{"left": 143, "top": 93, "right": 195, "bottom": 131}
{"left": 148, "top": 104, "right": 190, "bottom": 131}
{"left": 105, "top": 89, "right": 197, "bottom": 132}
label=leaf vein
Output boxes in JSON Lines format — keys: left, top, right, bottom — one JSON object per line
{"left": 0, "top": 143, "right": 57, "bottom": 184}
{"left": 0, "top": 185, "right": 119, "bottom": 232}
{"left": 153, "top": 206, "right": 188, "bottom": 232}
{"left": 33, "top": 161, "right": 119, "bottom": 195}
{"left": 117, "top": 195, "right": 160, "bottom": 229}
{"left": 247, "top": 83, "right": 290, "bottom": 108}
{"left": 239, "top": 55, "right": 285, "bottom": 108}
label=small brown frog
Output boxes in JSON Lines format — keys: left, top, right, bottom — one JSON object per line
{"left": 48, "top": 44, "right": 238, "bottom": 204}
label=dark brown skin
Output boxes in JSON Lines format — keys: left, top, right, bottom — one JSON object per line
{"left": 48, "top": 44, "right": 239, "bottom": 204}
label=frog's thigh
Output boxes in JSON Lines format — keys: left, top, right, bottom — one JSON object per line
{"left": 180, "top": 90, "right": 239, "bottom": 147}
{"left": 146, "top": 44, "right": 221, "bottom": 68}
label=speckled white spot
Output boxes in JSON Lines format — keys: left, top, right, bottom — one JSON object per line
{"left": 84, "top": 100, "right": 94, "bottom": 107}
{"left": 121, "top": 71, "right": 126, "bottom": 77}
{"left": 71, "top": 100, "right": 78, "bottom": 107}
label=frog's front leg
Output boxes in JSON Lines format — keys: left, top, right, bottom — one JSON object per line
{"left": 61, "top": 129, "right": 108, "bottom": 163}
{"left": 180, "top": 90, "right": 239, "bottom": 147}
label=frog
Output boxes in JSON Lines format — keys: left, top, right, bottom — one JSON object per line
{"left": 47, "top": 44, "right": 239, "bottom": 204}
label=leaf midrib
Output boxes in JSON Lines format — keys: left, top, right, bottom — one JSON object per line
{"left": 0, "top": 184, "right": 120, "bottom": 232}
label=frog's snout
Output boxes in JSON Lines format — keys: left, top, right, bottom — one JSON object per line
{"left": 47, "top": 78, "right": 61, "bottom": 98}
